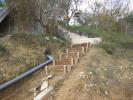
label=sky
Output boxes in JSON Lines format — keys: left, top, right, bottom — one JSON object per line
{"left": 0, "top": 0, "right": 5, "bottom": 3}
{"left": 79, "top": 0, "right": 133, "bottom": 12}
{"left": 0, "top": 0, "right": 132, "bottom": 11}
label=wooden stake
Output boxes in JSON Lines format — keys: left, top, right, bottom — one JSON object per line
{"left": 64, "top": 65, "right": 67, "bottom": 74}
{"left": 71, "top": 58, "right": 74, "bottom": 65}
{"left": 77, "top": 52, "right": 80, "bottom": 59}
{"left": 82, "top": 47, "right": 85, "bottom": 54}
{"left": 45, "top": 66, "right": 48, "bottom": 75}
{"left": 53, "top": 60, "right": 55, "bottom": 66}
{"left": 66, "top": 49, "right": 69, "bottom": 53}
{"left": 59, "top": 54, "right": 62, "bottom": 59}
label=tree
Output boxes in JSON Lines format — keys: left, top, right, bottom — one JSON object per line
{"left": 87, "top": 0, "right": 129, "bottom": 32}
{"left": 62, "top": 0, "right": 81, "bottom": 26}
{"left": 7, "top": 0, "right": 31, "bottom": 32}
{"left": 8, "top": 0, "right": 71, "bottom": 34}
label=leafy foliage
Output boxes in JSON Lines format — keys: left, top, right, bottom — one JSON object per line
{"left": 125, "top": 12, "right": 133, "bottom": 25}
{"left": 0, "top": 1, "right": 6, "bottom": 8}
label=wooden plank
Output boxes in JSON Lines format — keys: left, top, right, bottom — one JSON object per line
{"left": 71, "top": 43, "right": 91, "bottom": 48}
{"left": 60, "top": 52, "right": 80, "bottom": 59}
{"left": 53, "top": 59, "right": 73, "bottom": 66}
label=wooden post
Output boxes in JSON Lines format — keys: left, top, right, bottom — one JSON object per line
{"left": 59, "top": 54, "right": 62, "bottom": 59}
{"left": 71, "top": 58, "right": 74, "bottom": 65}
{"left": 53, "top": 60, "right": 55, "bottom": 66}
{"left": 64, "top": 65, "right": 67, "bottom": 74}
{"left": 82, "top": 47, "right": 85, "bottom": 54}
{"left": 77, "top": 52, "right": 80, "bottom": 59}
{"left": 45, "top": 66, "right": 48, "bottom": 75}
{"left": 87, "top": 43, "right": 89, "bottom": 47}
{"left": 66, "top": 49, "right": 69, "bottom": 53}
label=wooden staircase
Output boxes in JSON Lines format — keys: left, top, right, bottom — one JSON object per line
{"left": 49, "top": 43, "right": 90, "bottom": 73}
{"left": 33, "top": 42, "right": 91, "bottom": 100}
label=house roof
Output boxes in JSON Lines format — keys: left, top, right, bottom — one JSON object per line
{"left": 0, "top": 7, "right": 9, "bottom": 23}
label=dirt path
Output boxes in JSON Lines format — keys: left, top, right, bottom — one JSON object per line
{"left": 51, "top": 48, "right": 96, "bottom": 100}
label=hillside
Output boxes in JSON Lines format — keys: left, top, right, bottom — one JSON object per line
{"left": 48, "top": 47, "right": 133, "bottom": 100}
{"left": 0, "top": 33, "right": 68, "bottom": 84}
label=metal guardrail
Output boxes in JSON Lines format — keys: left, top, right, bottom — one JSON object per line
{"left": 0, "top": 55, "right": 54, "bottom": 91}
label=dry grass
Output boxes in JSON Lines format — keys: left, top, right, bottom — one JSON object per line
{"left": 0, "top": 34, "right": 68, "bottom": 84}
{"left": 52, "top": 48, "right": 133, "bottom": 100}
{"left": 82, "top": 48, "right": 133, "bottom": 100}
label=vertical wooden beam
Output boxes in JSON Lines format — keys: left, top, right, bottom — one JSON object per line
{"left": 82, "top": 47, "right": 85, "bottom": 54}
{"left": 64, "top": 65, "right": 67, "bottom": 74}
{"left": 71, "top": 58, "right": 74, "bottom": 65}
{"left": 59, "top": 54, "right": 62, "bottom": 59}
{"left": 66, "top": 49, "right": 69, "bottom": 53}
{"left": 45, "top": 66, "right": 48, "bottom": 75}
{"left": 77, "top": 52, "right": 80, "bottom": 59}
{"left": 53, "top": 60, "right": 55, "bottom": 66}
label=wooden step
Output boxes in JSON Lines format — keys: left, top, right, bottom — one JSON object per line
{"left": 59, "top": 52, "right": 81, "bottom": 59}
{"left": 53, "top": 58, "right": 79, "bottom": 66}
{"left": 47, "top": 65, "right": 73, "bottom": 75}
{"left": 71, "top": 42, "right": 91, "bottom": 48}
{"left": 66, "top": 47, "right": 85, "bottom": 54}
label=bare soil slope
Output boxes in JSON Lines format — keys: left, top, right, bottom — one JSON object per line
{"left": 49, "top": 48, "right": 133, "bottom": 100}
